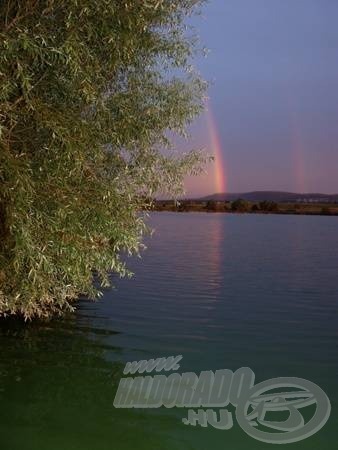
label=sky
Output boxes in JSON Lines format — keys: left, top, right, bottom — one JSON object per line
{"left": 183, "top": 0, "right": 338, "bottom": 197}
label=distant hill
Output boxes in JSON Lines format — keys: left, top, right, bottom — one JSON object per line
{"left": 200, "top": 191, "right": 338, "bottom": 203}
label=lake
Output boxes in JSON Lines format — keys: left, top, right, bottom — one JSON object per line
{"left": 0, "top": 212, "right": 337, "bottom": 449}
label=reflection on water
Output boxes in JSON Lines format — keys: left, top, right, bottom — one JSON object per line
{"left": 0, "top": 213, "right": 337, "bottom": 449}
{"left": 205, "top": 213, "right": 224, "bottom": 295}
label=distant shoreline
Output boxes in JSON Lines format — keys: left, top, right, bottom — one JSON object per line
{"left": 153, "top": 200, "right": 338, "bottom": 216}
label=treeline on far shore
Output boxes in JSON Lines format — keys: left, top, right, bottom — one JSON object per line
{"left": 153, "top": 199, "right": 338, "bottom": 216}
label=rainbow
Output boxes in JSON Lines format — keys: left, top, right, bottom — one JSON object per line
{"left": 287, "top": 94, "right": 307, "bottom": 193}
{"left": 290, "top": 119, "right": 307, "bottom": 193}
{"left": 205, "top": 99, "right": 227, "bottom": 194}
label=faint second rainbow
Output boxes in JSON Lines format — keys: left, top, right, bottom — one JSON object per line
{"left": 287, "top": 93, "right": 308, "bottom": 194}
{"left": 205, "top": 99, "right": 227, "bottom": 194}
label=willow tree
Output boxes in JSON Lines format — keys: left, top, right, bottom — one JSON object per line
{"left": 0, "top": 0, "right": 207, "bottom": 318}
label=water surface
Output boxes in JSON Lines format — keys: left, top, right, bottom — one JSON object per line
{"left": 1, "top": 213, "right": 337, "bottom": 449}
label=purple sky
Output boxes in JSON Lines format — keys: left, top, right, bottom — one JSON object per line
{"left": 184, "top": 0, "right": 338, "bottom": 197}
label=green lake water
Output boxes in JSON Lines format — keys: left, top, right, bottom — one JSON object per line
{"left": 0, "top": 212, "right": 337, "bottom": 449}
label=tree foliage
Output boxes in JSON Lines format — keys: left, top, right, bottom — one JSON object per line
{"left": 0, "top": 0, "right": 207, "bottom": 318}
{"left": 231, "top": 198, "right": 250, "bottom": 213}
{"left": 259, "top": 201, "right": 279, "bottom": 212}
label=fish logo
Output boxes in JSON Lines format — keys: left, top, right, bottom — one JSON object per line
{"left": 236, "top": 377, "right": 331, "bottom": 444}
